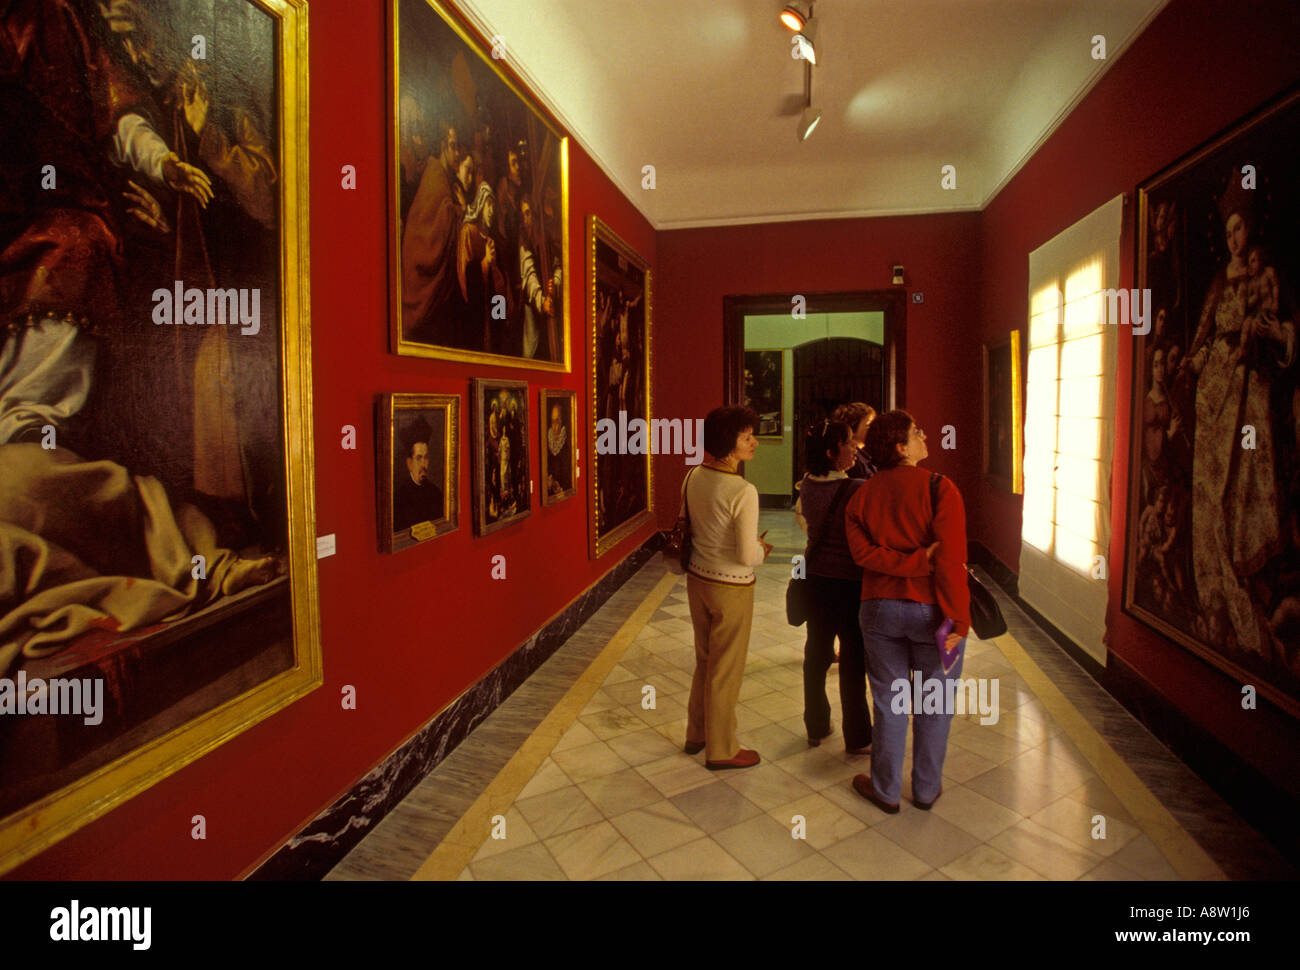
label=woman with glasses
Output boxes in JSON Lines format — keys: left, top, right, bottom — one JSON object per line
{"left": 793, "top": 419, "right": 872, "bottom": 754}
{"left": 842, "top": 410, "right": 970, "bottom": 813}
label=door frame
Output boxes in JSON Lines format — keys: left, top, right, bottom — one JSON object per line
{"left": 722, "top": 290, "right": 908, "bottom": 412}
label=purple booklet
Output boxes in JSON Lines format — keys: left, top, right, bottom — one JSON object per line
{"left": 935, "top": 617, "right": 961, "bottom": 674}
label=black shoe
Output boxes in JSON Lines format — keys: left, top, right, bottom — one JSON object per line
{"left": 684, "top": 740, "right": 705, "bottom": 755}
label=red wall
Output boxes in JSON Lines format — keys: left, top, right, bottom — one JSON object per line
{"left": 655, "top": 213, "right": 981, "bottom": 519}
{"left": 973, "top": 0, "right": 1300, "bottom": 791}
{"left": 10, "top": 0, "right": 655, "bottom": 880}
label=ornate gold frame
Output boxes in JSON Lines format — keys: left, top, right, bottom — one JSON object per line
{"left": 743, "top": 348, "right": 785, "bottom": 439}
{"left": 378, "top": 393, "right": 460, "bottom": 552}
{"left": 387, "top": 0, "right": 571, "bottom": 372}
{"left": 471, "top": 378, "right": 531, "bottom": 536}
{"left": 587, "top": 216, "right": 653, "bottom": 559}
{"left": 0, "top": 0, "right": 320, "bottom": 876}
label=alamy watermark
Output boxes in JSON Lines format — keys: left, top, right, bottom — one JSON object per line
{"left": 595, "top": 410, "right": 704, "bottom": 464}
{"left": 152, "top": 280, "right": 261, "bottom": 335}
{"left": 0, "top": 672, "right": 104, "bottom": 725}
{"left": 890, "top": 672, "right": 999, "bottom": 725}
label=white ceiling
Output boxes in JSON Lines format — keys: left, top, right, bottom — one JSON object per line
{"left": 454, "top": 0, "right": 1169, "bottom": 229}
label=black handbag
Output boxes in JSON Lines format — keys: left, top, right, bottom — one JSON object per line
{"left": 929, "top": 473, "right": 1008, "bottom": 640}
{"left": 787, "top": 479, "right": 851, "bottom": 626}
{"left": 663, "top": 468, "right": 697, "bottom": 575}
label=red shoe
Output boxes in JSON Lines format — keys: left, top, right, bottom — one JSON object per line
{"left": 706, "top": 748, "right": 761, "bottom": 771}
{"left": 851, "top": 774, "right": 899, "bottom": 814}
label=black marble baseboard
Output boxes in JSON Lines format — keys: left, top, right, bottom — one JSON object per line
{"left": 1106, "top": 653, "right": 1300, "bottom": 870}
{"left": 248, "top": 535, "right": 663, "bottom": 881}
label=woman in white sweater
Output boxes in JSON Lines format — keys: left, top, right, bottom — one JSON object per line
{"left": 682, "top": 406, "right": 772, "bottom": 770}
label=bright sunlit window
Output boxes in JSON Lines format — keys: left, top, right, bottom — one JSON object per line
{"left": 1019, "top": 195, "right": 1123, "bottom": 662}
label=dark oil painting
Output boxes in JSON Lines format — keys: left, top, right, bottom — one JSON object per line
{"left": 1125, "top": 89, "right": 1300, "bottom": 716}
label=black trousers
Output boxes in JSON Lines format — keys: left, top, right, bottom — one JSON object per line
{"left": 803, "top": 574, "right": 872, "bottom": 748}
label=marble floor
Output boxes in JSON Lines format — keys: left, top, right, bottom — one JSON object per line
{"left": 327, "top": 512, "right": 1294, "bottom": 882}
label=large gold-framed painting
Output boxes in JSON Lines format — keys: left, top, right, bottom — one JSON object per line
{"left": 389, "top": 0, "right": 570, "bottom": 371}
{"left": 0, "top": 0, "right": 319, "bottom": 874}
{"left": 1124, "top": 89, "right": 1300, "bottom": 718}
{"left": 588, "top": 217, "right": 653, "bottom": 559}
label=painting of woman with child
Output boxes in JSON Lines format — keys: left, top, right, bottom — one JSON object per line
{"left": 1125, "top": 90, "right": 1300, "bottom": 715}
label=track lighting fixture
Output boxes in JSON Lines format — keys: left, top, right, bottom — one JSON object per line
{"left": 780, "top": 2, "right": 812, "bottom": 32}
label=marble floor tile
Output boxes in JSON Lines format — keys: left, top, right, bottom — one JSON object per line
{"left": 1028, "top": 795, "right": 1142, "bottom": 857}
{"left": 767, "top": 792, "right": 867, "bottom": 850}
{"left": 550, "top": 739, "right": 632, "bottom": 784}
{"left": 763, "top": 854, "right": 854, "bottom": 881}
{"left": 646, "top": 837, "right": 754, "bottom": 881}
{"left": 1108, "top": 834, "right": 1181, "bottom": 880}
{"left": 544, "top": 821, "right": 643, "bottom": 880}
{"left": 609, "top": 801, "right": 707, "bottom": 857}
{"left": 469, "top": 841, "right": 566, "bottom": 881}
{"left": 927, "top": 783, "right": 1023, "bottom": 842}
{"left": 604, "top": 727, "right": 682, "bottom": 767}
{"left": 871, "top": 809, "right": 983, "bottom": 870}
{"left": 668, "top": 781, "right": 764, "bottom": 834}
{"left": 597, "top": 861, "right": 663, "bottom": 881}
{"left": 470, "top": 808, "right": 538, "bottom": 862}
{"left": 635, "top": 753, "right": 718, "bottom": 798}
{"left": 939, "top": 843, "right": 1044, "bottom": 881}
{"left": 821, "top": 828, "right": 932, "bottom": 881}
{"left": 719, "top": 762, "right": 816, "bottom": 810}
{"left": 515, "top": 784, "right": 604, "bottom": 840}
{"left": 578, "top": 768, "right": 665, "bottom": 818}
{"left": 713, "top": 813, "right": 818, "bottom": 877}
{"left": 987, "top": 818, "right": 1107, "bottom": 880}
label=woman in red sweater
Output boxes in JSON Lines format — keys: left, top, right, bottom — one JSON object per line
{"left": 843, "top": 410, "right": 971, "bottom": 813}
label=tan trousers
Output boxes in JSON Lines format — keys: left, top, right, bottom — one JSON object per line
{"left": 685, "top": 574, "right": 754, "bottom": 761}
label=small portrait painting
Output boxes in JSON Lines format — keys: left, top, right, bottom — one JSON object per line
{"left": 744, "top": 349, "right": 783, "bottom": 437}
{"left": 541, "top": 389, "right": 577, "bottom": 505}
{"left": 472, "top": 379, "right": 530, "bottom": 535}
{"left": 378, "top": 394, "right": 459, "bottom": 552}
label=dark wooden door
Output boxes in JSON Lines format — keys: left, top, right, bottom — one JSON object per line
{"left": 792, "top": 339, "right": 884, "bottom": 494}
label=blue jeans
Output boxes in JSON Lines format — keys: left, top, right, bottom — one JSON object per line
{"left": 859, "top": 598, "right": 965, "bottom": 805}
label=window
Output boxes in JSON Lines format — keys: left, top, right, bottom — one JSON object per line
{"left": 1019, "top": 195, "right": 1123, "bottom": 663}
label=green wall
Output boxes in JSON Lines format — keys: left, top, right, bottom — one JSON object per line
{"left": 743, "top": 312, "right": 884, "bottom": 497}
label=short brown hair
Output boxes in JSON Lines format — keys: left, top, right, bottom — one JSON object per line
{"left": 805, "top": 420, "right": 851, "bottom": 476}
{"left": 865, "top": 409, "right": 914, "bottom": 469}
{"left": 832, "top": 402, "right": 876, "bottom": 432}
{"left": 703, "top": 405, "right": 759, "bottom": 460}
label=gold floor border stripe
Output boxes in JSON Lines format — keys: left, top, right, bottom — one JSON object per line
{"left": 991, "top": 631, "right": 1225, "bottom": 880}
{"left": 411, "top": 570, "right": 680, "bottom": 880}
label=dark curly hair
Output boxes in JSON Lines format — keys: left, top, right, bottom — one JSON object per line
{"left": 832, "top": 402, "right": 876, "bottom": 435}
{"left": 703, "top": 405, "right": 759, "bottom": 460}
{"left": 805, "top": 420, "right": 851, "bottom": 476}
{"left": 865, "top": 409, "right": 915, "bottom": 470}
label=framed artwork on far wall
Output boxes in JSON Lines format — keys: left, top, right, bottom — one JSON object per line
{"left": 1123, "top": 87, "right": 1300, "bottom": 718}
{"left": 588, "top": 217, "right": 653, "bottom": 558}
{"left": 377, "top": 393, "right": 459, "bottom": 552}
{"left": 471, "top": 379, "right": 531, "bottom": 535}
{"left": 0, "top": 0, "right": 319, "bottom": 875}
{"left": 540, "top": 389, "right": 578, "bottom": 505}
{"left": 388, "top": 0, "right": 570, "bottom": 371}
{"left": 744, "top": 349, "right": 784, "bottom": 437}
{"left": 983, "top": 330, "right": 1023, "bottom": 494}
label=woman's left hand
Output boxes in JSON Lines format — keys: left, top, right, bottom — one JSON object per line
{"left": 943, "top": 633, "right": 961, "bottom": 651}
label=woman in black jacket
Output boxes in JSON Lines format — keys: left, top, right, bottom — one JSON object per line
{"left": 793, "top": 420, "right": 872, "bottom": 753}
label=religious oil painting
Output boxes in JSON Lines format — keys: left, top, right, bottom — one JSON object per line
{"left": 378, "top": 393, "right": 459, "bottom": 552}
{"left": 472, "top": 379, "right": 530, "bottom": 536}
{"left": 389, "top": 0, "right": 570, "bottom": 371}
{"left": 983, "top": 330, "right": 1023, "bottom": 494}
{"left": 588, "top": 217, "right": 652, "bottom": 559}
{"left": 743, "top": 350, "right": 783, "bottom": 437}
{"left": 540, "top": 388, "right": 577, "bottom": 506}
{"left": 1125, "top": 89, "right": 1300, "bottom": 717}
{"left": 0, "top": 0, "right": 318, "bottom": 873}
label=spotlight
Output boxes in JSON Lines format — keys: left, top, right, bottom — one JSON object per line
{"left": 799, "top": 105, "right": 822, "bottom": 141}
{"left": 892, "top": 265, "right": 905, "bottom": 285}
{"left": 780, "top": 2, "right": 812, "bottom": 31}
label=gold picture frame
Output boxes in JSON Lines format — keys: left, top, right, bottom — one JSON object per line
{"left": 388, "top": 0, "right": 571, "bottom": 372}
{"left": 588, "top": 216, "right": 653, "bottom": 558}
{"left": 539, "top": 388, "right": 578, "bottom": 505}
{"left": 0, "top": 0, "right": 319, "bottom": 875}
{"left": 377, "top": 393, "right": 460, "bottom": 552}
{"left": 982, "top": 329, "right": 1023, "bottom": 494}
